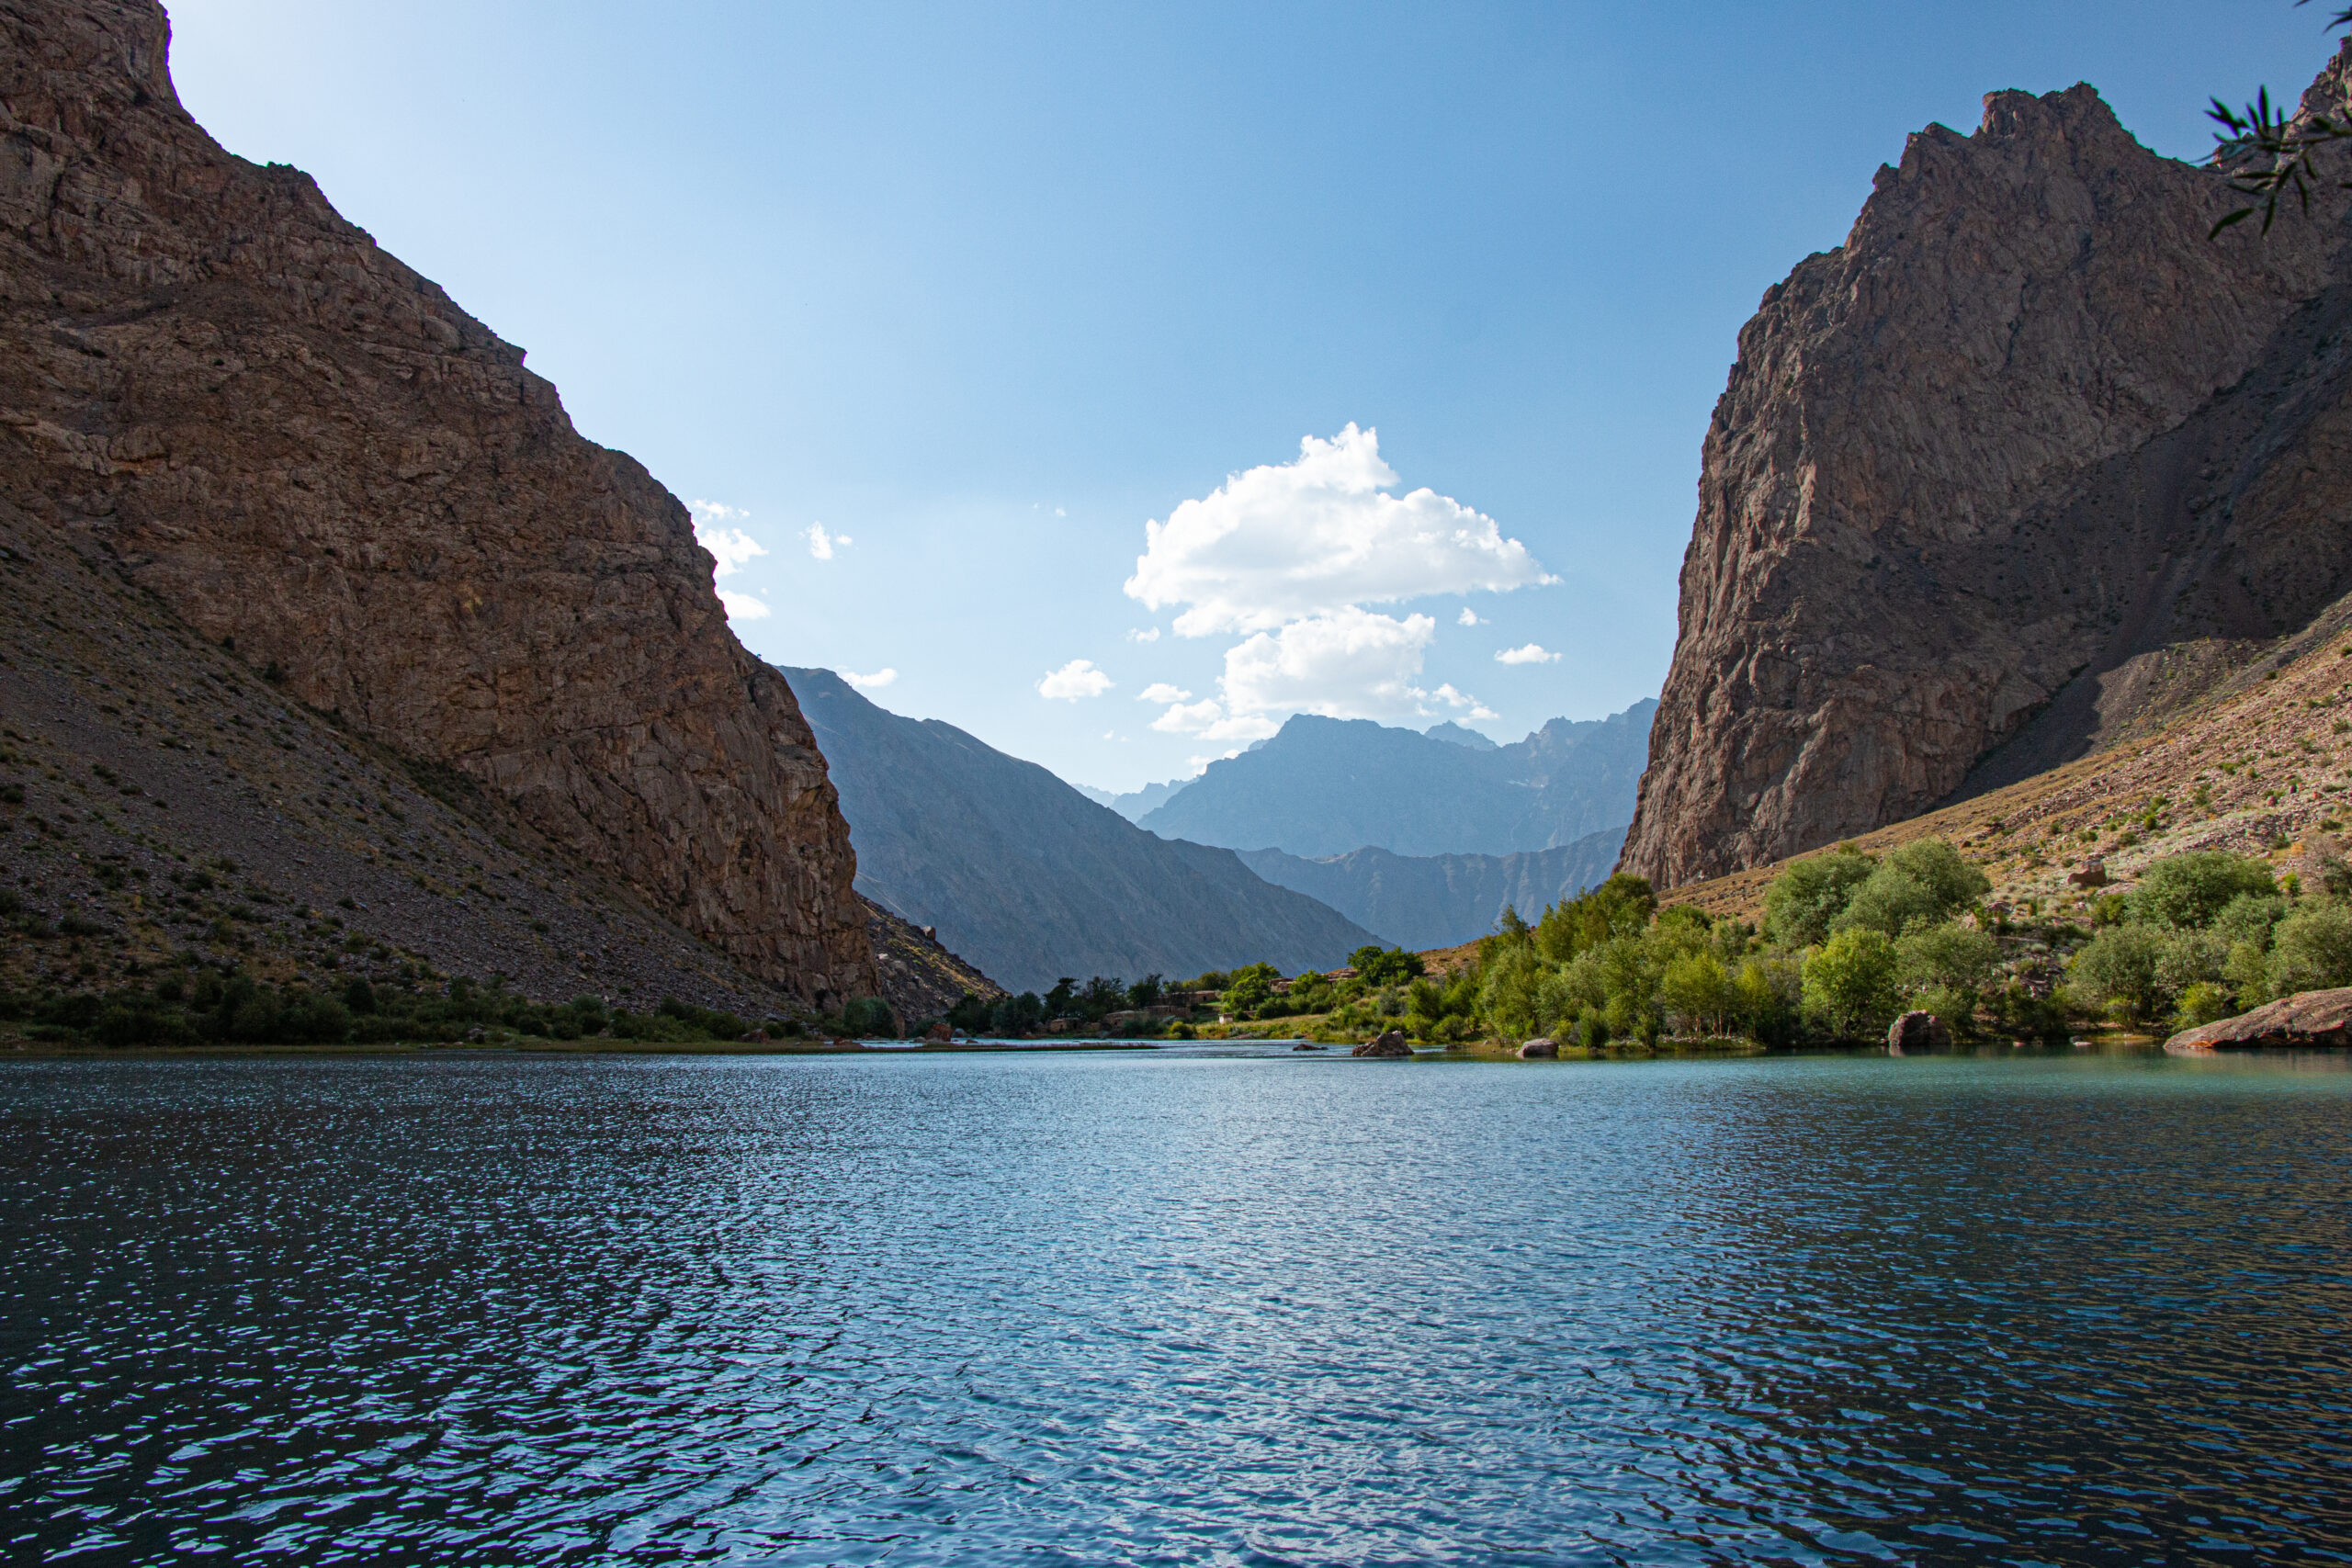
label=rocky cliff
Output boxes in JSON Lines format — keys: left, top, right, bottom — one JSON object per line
{"left": 1623, "top": 49, "right": 2352, "bottom": 887}
{"left": 0, "top": 0, "right": 875, "bottom": 1003}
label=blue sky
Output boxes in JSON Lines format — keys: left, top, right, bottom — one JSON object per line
{"left": 170, "top": 0, "right": 2333, "bottom": 791}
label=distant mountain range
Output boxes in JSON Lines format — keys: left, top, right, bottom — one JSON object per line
{"left": 782, "top": 669, "right": 1380, "bottom": 993}
{"left": 1138, "top": 700, "right": 1657, "bottom": 858}
{"left": 1238, "top": 829, "right": 1627, "bottom": 952}
{"left": 1076, "top": 776, "right": 1192, "bottom": 823}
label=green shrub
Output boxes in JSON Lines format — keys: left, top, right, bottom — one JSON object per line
{"left": 1800, "top": 927, "right": 1901, "bottom": 1039}
{"left": 2067, "top": 925, "right": 2168, "bottom": 1023}
{"left": 2267, "top": 903, "right": 2352, "bottom": 996}
{"left": 2130, "top": 852, "right": 2276, "bottom": 930}
{"left": 838, "top": 997, "right": 898, "bottom": 1038}
{"left": 2175, "top": 982, "right": 2234, "bottom": 1030}
{"left": 1763, "top": 845, "right": 1879, "bottom": 948}
{"left": 1894, "top": 921, "right": 1998, "bottom": 1006}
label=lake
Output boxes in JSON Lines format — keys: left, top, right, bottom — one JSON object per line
{"left": 3, "top": 1048, "right": 2347, "bottom": 1565}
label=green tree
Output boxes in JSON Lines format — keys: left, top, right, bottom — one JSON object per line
{"left": 1894, "top": 921, "right": 1999, "bottom": 1006}
{"left": 1223, "top": 962, "right": 1281, "bottom": 1015}
{"left": 1044, "top": 977, "right": 1079, "bottom": 1018}
{"left": 2130, "top": 852, "right": 2277, "bottom": 930}
{"left": 1125, "top": 974, "right": 1164, "bottom": 1010}
{"left": 1533, "top": 874, "right": 1657, "bottom": 962}
{"left": 2068, "top": 924, "right": 2169, "bottom": 1023}
{"left": 1800, "top": 927, "right": 1901, "bottom": 1039}
{"left": 1660, "top": 951, "right": 1735, "bottom": 1037}
{"left": 1837, "top": 840, "right": 1990, "bottom": 937}
{"left": 1351, "top": 946, "right": 1426, "bottom": 986}
{"left": 1764, "top": 845, "right": 1878, "bottom": 948}
{"left": 2267, "top": 902, "right": 2352, "bottom": 995}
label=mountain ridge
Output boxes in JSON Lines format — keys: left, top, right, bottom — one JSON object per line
{"left": 1140, "top": 701, "right": 1656, "bottom": 858}
{"left": 782, "top": 668, "right": 1380, "bottom": 992}
{"left": 1624, "top": 52, "right": 2352, "bottom": 886}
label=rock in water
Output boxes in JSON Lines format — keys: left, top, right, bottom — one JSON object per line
{"left": 1887, "top": 1012, "right": 1953, "bottom": 1054}
{"left": 1623, "top": 51, "right": 2352, "bottom": 886}
{"left": 0, "top": 0, "right": 875, "bottom": 1005}
{"left": 1517, "top": 1037, "right": 1558, "bottom": 1059}
{"left": 1351, "top": 1031, "right": 1412, "bottom": 1057}
{"left": 2165, "top": 988, "right": 2352, "bottom": 1053}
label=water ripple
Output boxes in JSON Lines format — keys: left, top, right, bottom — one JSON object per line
{"left": 3, "top": 1052, "right": 2348, "bottom": 1564}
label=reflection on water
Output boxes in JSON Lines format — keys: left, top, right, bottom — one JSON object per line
{"left": 2, "top": 1052, "right": 2346, "bottom": 1564}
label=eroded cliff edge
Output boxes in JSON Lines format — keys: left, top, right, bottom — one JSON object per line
{"left": 0, "top": 0, "right": 877, "bottom": 1004}
{"left": 1623, "top": 50, "right": 2352, "bottom": 888}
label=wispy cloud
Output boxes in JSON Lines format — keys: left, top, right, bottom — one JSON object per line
{"left": 842, "top": 667, "right": 897, "bottom": 690}
{"left": 805, "top": 522, "right": 853, "bottom": 560}
{"left": 1125, "top": 626, "right": 1161, "bottom": 643}
{"left": 1457, "top": 607, "right": 1482, "bottom": 626}
{"left": 1495, "top": 643, "right": 1560, "bottom": 665}
{"left": 717, "top": 590, "right": 771, "bottom": 622}
{"left": 1038, "top": 659, "right": 1114, "bottom": 701}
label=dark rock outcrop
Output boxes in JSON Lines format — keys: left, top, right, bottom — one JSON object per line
{"left": 1887, "top": 1011, "right": 1953, "bottom": 1054}
{"left": 782, "top": 667, "right": 1379, "bottom": 994}
{"left": 1516, "top": 1036, "right": 1558, "bottom": 1059}
{"left": 0, "top": 0, "right": 874, "bottom": 1004}
{"left": 2164, "top": 987, "right": 2352, "bottom": 1052}
{"left": 1351, "top": 1030, "right": 1412, "bottom": 1057}
{"left": 1143, "top": 702, "right": 1656, "bottom": 859}
{"left": 1623, "top": 51, "right": 2352, "bottom": 887}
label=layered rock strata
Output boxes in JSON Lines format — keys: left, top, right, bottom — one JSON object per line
{"left": 0, "top": 0, "right": 875, "bottom": 1001}
{"left": 1624, "top": 51, "right": 2352, "bottom": 886}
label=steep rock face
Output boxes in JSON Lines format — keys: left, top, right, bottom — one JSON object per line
{"left": 1623, "top": 56, "right": 2352, "bottom": 887}
{"left": 0, "top": 0, "right": 876, "bottom": 1002}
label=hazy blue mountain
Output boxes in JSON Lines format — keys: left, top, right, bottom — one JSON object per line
{"left": 782, "top": 668, "right": 1378, "bottom": 992}
{"left": 1138, "top": 699, "right": 1657, "bottom": 858}
{"left": 1237, "top": 828, "right": 1627, "bottom": 952}
{"left": 1075, "top": 775, "right": 1193, "bottom": 822}
{"left": 1424, "top": 721, "right": 1498, "bottom": 750}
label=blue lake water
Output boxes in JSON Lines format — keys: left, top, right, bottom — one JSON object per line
{"left": 3, "top": 1047, "right": 2348, "bottom": 1565}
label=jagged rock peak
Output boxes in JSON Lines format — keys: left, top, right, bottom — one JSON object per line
{"left": 1621, "top": 51, "right": 2352, "bottom": 889}
{"left": 0, "top": 0, "right": 878, "bottom": 1004}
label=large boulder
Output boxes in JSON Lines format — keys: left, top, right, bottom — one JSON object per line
{"left": 1887, "top": 1011, "right": 1952, "bottom": 1054}
{"left": 2164, "top": 987, "right": 2352, "bottom": 1053}
{"left": 1351, "top": 1030, "right": 1413, "bottom": 1057}
{"left": 1517, "top": 1037, "right": 1559, "bottom": 1059}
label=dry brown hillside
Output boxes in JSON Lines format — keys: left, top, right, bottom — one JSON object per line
{"left": 0, "top": 507, "right": 994, "bottom": 1024}
{"left": 1664, "top": 592, "right": 2352, "bottom": 925}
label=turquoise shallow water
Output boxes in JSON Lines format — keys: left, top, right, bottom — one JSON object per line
{"left": 2, "top": 1048, "right": 2348, "bottom": 1565}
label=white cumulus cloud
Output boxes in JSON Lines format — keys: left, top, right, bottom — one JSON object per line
{"left": 717, "top": 590, "right": 771, "bottom": 622}
{"left": 1038, "top": 659, "right": 1114, "bottom": 701}
{"left": 1137, "top": 682, "right": 1193, "bottom": 705}
{"left": 1124, "top": 423, "right": 1548, "bottom": 637}
{"left": 1457, "top": 607, "right": 1483, "bottom": 626}
{"left": 1495, "top": 643, "right": 1561, "bottom": 665}
{"left": 1126, "top": 626, "right": 1161, "bottom": 643}
{"left": 842, "top": 667, "right": 897, "bottom": 690}
{"left": 689, "top": 501, "right": 766, "bottom": 579}
{"left": 805, "top": 522, "right": 853, "bottom": 559}
{"left": 1223, "top": 607, "right": 1438, "bottom": 721}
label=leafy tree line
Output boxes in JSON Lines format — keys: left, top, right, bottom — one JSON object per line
{"left": 0, "top": 958, "right": 902, "bottom": 1047}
